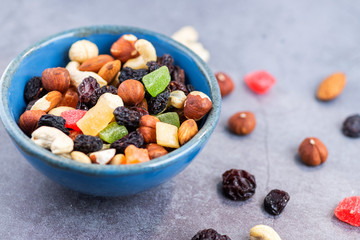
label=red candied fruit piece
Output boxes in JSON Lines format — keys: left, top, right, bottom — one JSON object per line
{"left": 244, "top": 70, "right": 276, "bottom": 94}
{"left": 61, "top": 110, "right": 86, "bottom": 132}
{"left": 335, "top": 196, "right": 360, "bottom": 227}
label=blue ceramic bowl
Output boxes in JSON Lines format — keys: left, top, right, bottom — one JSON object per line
{"left": 0, "top": 26, "right": 221, "bottom": 196}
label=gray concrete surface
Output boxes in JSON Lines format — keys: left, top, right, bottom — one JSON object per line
{"left": 1, "top": 0, "right": 360, "bottom": 239}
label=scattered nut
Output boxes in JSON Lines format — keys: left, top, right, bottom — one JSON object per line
{"left": 30, "top": 91, "right": 62, "bottom": 112}
{"left": 31, "top": 126, "right": 74, "bottom": 154}
{"left": 184, "top": 91, "right": 212, "bottom": 121}
{"left": 70, "top": 151, "right": 92, "bottom": 164}
{"left": 117, "top": 79, "right": 145, "bottom": 106}
{"left": 316, "top": 72, "right": 346, "bottom": 101}
{"left": 169, "top": 90, "right": 186, "bottom": 109}
{"left": 178, "top": 119, "right": 198, "bottom": 145}
{"left": 68, "top": 40, "right": 99, "bottom": 63}
{"left": 215, "top": 72, "right": 234, "bottom": 97}
{"left": 110, "top": 34, "right": 139, "bottom": 63}
{"left": 138, "top": 115, "right": 160, "bottom": 143}
{"left": 41, "top": 67, "right": 70, "bottom": 93}
{"left": 249, "top": 224, "right": 281, "bottom": 240}
{"left": 57, "top": 87, "right": 79, "bottom": 108}
{"left": 110, "top": 154, "right": 126, "bottom": 165}
{"left": 123, "top": 39, "right": 157, "bottom": 69}
{"left": 18, "top": 110, "right": 46, "bottom": 136}
{"left": 48, "top": 106, "right": 75, "bottom": 116}
{"left": 89, "top": 149, "right": 116, "bottom": 165}
{"left": 79, "top": 54, "right": 114, "bottom": 72}
{"left": 298, "top": 137, "right": 328, "bottom": 166}
{"left": 228, "top": 111, "right": 256, "bottom": 135}
{"left": 124, "top": 145, "right": 150, "bottom": 164}
{"left": 66, "top": 61, "right": 107, "bottom": 88}
{"left": 97, "top": 60, "right": 121, "bottom": 83}
{"left": 146, "top": 144, "right": 168, "bottom": 159}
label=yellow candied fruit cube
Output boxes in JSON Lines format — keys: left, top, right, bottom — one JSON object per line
{"left": 76, "top": 93, "right": 123, "bottom": 136}
{"left": 156, "top": 122, "right": 179, "bottom": 148}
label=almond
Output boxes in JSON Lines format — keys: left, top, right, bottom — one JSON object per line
{"left": 316, "top": 72, "right": 346, "bottom": 101}
{"left": 110, "top": 34, "right": 139, "bottom": 63}
{"left": 30, "top": 91, "right": 62, "bottom": 112}
{"left": 98, "top": 60, "right": 121, "bottom": 83}
{"left": 178, "top": 119, "right": 198, "bottom": 145}
{"left": 78, "top": 54, "right": 114, "bottom": 72}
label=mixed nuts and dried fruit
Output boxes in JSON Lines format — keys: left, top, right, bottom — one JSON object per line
{"left": 19, "top": 35, "right": 213, "bottom": 165}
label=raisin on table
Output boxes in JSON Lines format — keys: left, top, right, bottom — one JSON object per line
{"left": 342, "top": 114, "right": 360, "bottom": 138}
{"left": 24, "top": 76, "right": 47, "bottom": 103}
{"left": 74, "top": 135, "right": 103, "bottom": 154}
{"left": 222, "top": 169, "right": 256, "bottom": 201}
{"left": 192, "top": 229, "right": 231, "bottom": 240}
{"left": 38, "top": 114, "right": 69, "bottom": 135}
{"left": 110, "top": 130, "right": 144, "bottom": 154}
{"left": 148, "top": 88, "right": 170, "bottom": 115}
{"left": 264, "top": 189, "right": 290, "bottom": 215}
{"left": 113, "top": 106, "right": 142, "bottom": 129}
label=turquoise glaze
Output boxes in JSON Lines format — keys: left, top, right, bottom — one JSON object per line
{"left": 0, "top": 26, "right": 221, "bottom": 196}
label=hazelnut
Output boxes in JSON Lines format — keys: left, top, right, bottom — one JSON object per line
{"left": 178, "top": 119, "right": 198, "bottom": 145}
{"left": 68, "top": 40, "right": 99, "bottom": 63}
{"left": 184, "top": 91, "right": 212, "bottom": 121}
{"left": 41, "top": 67, "right": 70, "bottom": 93}
{"left": 57, "top": 87, "right": 79, "bottom": 108}
{"left": 117, "top": 79, "right": 145, "bottom": 106}
{"left": 228, "top": 111, "right": 256, "bottom": 135}
{"left": 18, "top": 110, "right": 46, "bottom": 136}
{"left": 79, "top": 54, "right": 114, "bottom": 72}
{"left": 110, "top": 34, "right": 139, "bottom": 63}
{"left": 215, "top": 72, "right": 234, "bottom": 97}
{"left": 138, "top": 115, "right": 160, "bottom": 143}
{"left": 146, "top": 144, "right": 168, "bottom": 159}
{"left": 298, "top": 137, "right": 328, "bottom": 166}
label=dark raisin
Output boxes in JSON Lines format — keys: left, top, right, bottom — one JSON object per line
{"left": 129, "top": 106, "right": 149, "bottom": 117}
{"left": 77, "top": 76, "right": 100, "bottom": 104}
{"left": 157, "top": 54, "right": 174, "bottom": 74}
{"left": 146, "top": 61, "right": 160, "bottom": 72}
{"left": 148, "top": 88, "right": 170, "bottom": 115}
{"left": 110, "top": 130, "right": 144, "bottom": 154}
{"left": 118, "top": 67, "right": 148, "bottom": 84}
{"left": 76, "top": 101, "right": 89, "bottom": 111}
{"left": 113, "top": 106, "right": 142, "bottom": 129}
{"left": 186, "top": 84, "right": 195, "bottom": 93}
{"left": 74, "top": 135, "right": 103, "bottom": 154}
{"left": 38, "top": 114, "right": 69, "bottom": 135}
{"left": 89, "top": 85, "right": 118, "bottom": 106}
{"left": 342, "top": 114, "right": 360, "bottom": 138}
{"left": 222, "top": 169, "right": 256, "bottom": 201}
{"left": 24, "top": 76, "right": 47, "bottom": 103}
{"left": 169, "top": 81, "right": 188, "bottom": 94}
{"left": 192, "top": 229, "right": 231, "bottom": 240}
{"left": 26, "top": 99, "right": 38, "bottom": 110}
{"left": 264, "top": 189, "right": 290, "bottom": 215}
{"left": 172, "top": 65, "right": 185, "bottom": 83}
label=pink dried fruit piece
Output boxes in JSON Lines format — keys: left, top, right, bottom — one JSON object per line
{"left": 335, "top": 196, "right": 360, "bottom": 227}
{"left": 244, "top": 70, "right": 276, "bottom": 94}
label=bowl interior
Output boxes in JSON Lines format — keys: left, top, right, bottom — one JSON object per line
{"left": 0, "top": 26, "right": 221, "bottom": 175}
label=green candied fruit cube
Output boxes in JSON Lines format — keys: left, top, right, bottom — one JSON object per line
{"left": 99, "top": 122, "right": 128, "bottom": 143}
{"left": 157, "top": 112, "right": 180, "bottom": 128}
{"left": 142, "top": 66, "right": 171, "bottom": 97}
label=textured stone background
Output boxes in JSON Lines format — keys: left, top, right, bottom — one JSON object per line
{"left": 1, "top": 0, "right": 360, "bottom": 239}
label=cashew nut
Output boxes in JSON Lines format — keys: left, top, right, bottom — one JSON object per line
{"left": 68, "top": 40, "right": 99, "bottom": 63}
{"left": 66, "top": 61, "right": 107, "bottom": 88}
{"left": 123, "top": 39, "right": 157, "bottom": 69}
{"left": 249, "top": 225, "right": 281, "bottom": 240}
{"left": 31, "top": 126, "right": 74, "bottom": 154}
{"left": 171, "top": 26, "right": 210, "bottom": 62}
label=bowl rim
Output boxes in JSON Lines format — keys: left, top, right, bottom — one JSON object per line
{"left": 0, "top": 25, "right": 221, "bottom": 176}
